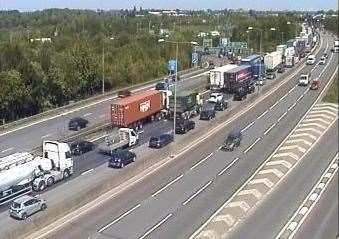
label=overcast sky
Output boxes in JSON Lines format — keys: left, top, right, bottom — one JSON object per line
{"left": 0, "top": 0, "right": 337, "bottom": 11}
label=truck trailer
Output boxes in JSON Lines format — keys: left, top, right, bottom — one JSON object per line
{"left": 264, "top": 51, "right": 282, "bottom": 72}
{"left": 240, "top": 54, "right": 265, "bottom": 79}
{"left": 111, "top": 90, "right": 171, "bottom": 128}
{"left": 0, "top": 141, "right": 73, "bottom": 205}
{"left": 209, "top": 64, "right": 238, "bottom": 91}
{"left": 224, "top": 65, "right": 252, "bottom": 93}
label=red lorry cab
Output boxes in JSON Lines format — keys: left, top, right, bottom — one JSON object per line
{"left": 111, "top": 90, "right": 164, "bottom": 127}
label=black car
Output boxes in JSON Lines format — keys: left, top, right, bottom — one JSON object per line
{"left": 213, "top": 100, "right": 228, "bottom": 111}
{"left": 266, "top": 72, "right": 276, "bottom": 80}
{"left": 246, "top": 82, "right": 255, "bottom": 94}
{"left": 323, "top": 52, "right": 329, "bottom": 59}
{"left": 108, "top": 150, "right": 136, "bottom": 168}
{"left": 149, "top": 134, "right": 174, "bottom": 148}
{"left": 70, "top": 140, "right": 95, "bottom": 155}
{"left": 220, "top": 131, "right": 242, "bottom": 151}
{"left": 233, "top": 88, "right": 247, "bottom": 101}
{"left": 68, "top": 117, "right": 89, "bottom": 131}
{"left": 200, "top": 106, "right": 216, "bottom": 120}
{"left": 277, "top": 66, "right": 285, "bottom": 73}
{"left": 175, "top": 119, "right": 195, "bottom": 134}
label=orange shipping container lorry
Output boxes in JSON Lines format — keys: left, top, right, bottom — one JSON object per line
{"left": 111, "top": 90, "right": 170, "bottom": 127}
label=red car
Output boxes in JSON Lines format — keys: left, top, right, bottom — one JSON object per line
{"left": 310, "top": 79, "right": 320, "bottom": 90}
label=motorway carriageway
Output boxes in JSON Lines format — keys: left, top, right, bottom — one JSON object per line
{"left": 0, "top": 68, "right": 207, "bottom": 157}
{"left": 12, "top": 33, "right": 336, "bottom": 239}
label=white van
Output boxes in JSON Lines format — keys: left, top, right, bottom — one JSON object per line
{"left": 299, "top": 73, "right": 310, "bottom": 86}
{"left": 306, "top": 55, "right": 316, "bottom": 65}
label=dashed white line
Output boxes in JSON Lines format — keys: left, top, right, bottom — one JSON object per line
{"left": 41, "top": 133, "right": 52, "bottom": 139}
{"left": 218, "top": 157, "right": 240, "bottom": 176}
{"left": 264, "top": 123, "right": 277, "bottom": 135}
{"left": 190, "top": 152, "right": 213, "bottom": 170}
{"left": 241, "top": 122, "right": 255, "bottom": 133}
{"left": 182, "top": 181, "right": 213, "bottom": 206}
{"left": 288, "top": 102, "right": 297, "bottom": 111}
{"left": 277, "top": 112, "right": 288, "bottom": 122}
{"left": 244, "top": 137, "right": 261, "bottom": 154}
{"left": 81, "top": 168, "right": 94, "bottom": 176}
{"left": 151, "top": 174, "right": 184, "bottom": 197}
{"left": 138, "top": 213, "right": 173, "bottom": 239}
{"left": 83, "top": 113, "right": 93, "bottom": 117}
{"left": 296, "top": 94, "right": 304, "bottom": 102}
{"left": 98, "top": 204, "right": 141, "bottom": 233}
{"left": 257, "top": 110, "right": 269, "bottom": 120}
{"left": 1, "top": 147, "right": 14, "bottom": 153}
{"left": 269, "top": 100, "right": 280, "bottom": 110}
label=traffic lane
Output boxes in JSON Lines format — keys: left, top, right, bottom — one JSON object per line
{"left": 0, "top": 71, "right": 208, "bottom": 157}
{"left": 73, "top": 57, "right": 333, "bottom": 239}
{"left": 293, "top": 174, "right": 338, "bottom": 239}
{"left": 227, "top": 123, "right": 338, "bottom": 239}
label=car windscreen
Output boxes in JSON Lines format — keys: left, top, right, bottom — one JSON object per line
{"left": 11, "top": 202, "right": 21, "bottom": 209}
{"left": 150, "top": 137, "right": 159, "bottom": 143}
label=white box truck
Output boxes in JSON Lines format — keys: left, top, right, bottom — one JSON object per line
{"left": 209, "top": 64, "right": 238, "bottom": 90}
{"left": 0, "top": 141, "right": 73, "bottom": 205}
{"left": 264, "top": 51, "right": 282, "bottom": 71}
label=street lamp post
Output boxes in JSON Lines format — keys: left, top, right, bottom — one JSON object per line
{"left": 102, "top": 36, "right": 115, "bottom": 95}
{"left": 158, "top": 39, "right": 198, "bottom": 146}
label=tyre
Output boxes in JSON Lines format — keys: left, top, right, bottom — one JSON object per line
{"left": 132, "top": 156, "right": 136, "bottom": 162}
{"left": 47, "top": 177, "right": 54, "bottom": 187}
{"left": 21, "top": 213, "right": 27, "bottom": 220}
{"left": 38, "top": 181, "right": 46, "bottom": 191}
{"left": 41, "top": 204, "right": 47, "bottom": 211}
{"left": 76, "top": 125, "right": 81, "bottom": 131}
{"left": 63, "top": 169, "right": 70, "bottom": 179}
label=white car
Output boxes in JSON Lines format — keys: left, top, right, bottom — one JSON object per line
{"left": 208, "top": 93, "right": 224, "bottom": 103}
{"left": 306, "top": 55, "right": 316, "bottom": 65}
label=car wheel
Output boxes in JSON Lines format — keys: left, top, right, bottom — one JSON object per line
{"left": 63, "top": 169, "right": 70, "bottom": 179}
{"left": 47, "top": 177, "right": 54, "bottom": 187}
{"left": 38, "top": 181, "right": 46, "bottom": 191}
{"left": 21, "top": 213, "right": 28, "bottom": 220}
{"left": 76, "top": 125, "right": 81, "bottom": 131}
{"left": 41, "top": 204, "right": 47, "bottom": 211}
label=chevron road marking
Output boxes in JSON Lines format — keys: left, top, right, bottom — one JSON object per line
{"left": 302, "top": 118, "right": 331, "bottom": 125}
{"left": 273, "top": 152, "right": 300, "bottom": 161}
{"left": 228, "top": 201, "right": 251, "bottom": 212}
{"left": 258, "top": 168, "right": 284, "bottom": 178}
{"left": 248, "top": 178, "right": 274, "bottom": 188}
{"left": 308, "top": 109, "right": 337, "bottom": 117}
{"left": 285, "top": 138, "right": 312, "bottom": 146}
{"left": 214, "top": 214, "right": 236, "bottom": 227}
{"left": 289, "top": 133, "right": 317, "bottom": 141}
{"left": 266, "top": 160, "right": 293, "bottom": 169}
{"left": 279, "top": 145, "right": 307, "bottom": 153}
{"left": 299, "top": 122, "right": 327, "bottom": 130}
{"left": 238, "top": 189, "right": 263, "bottom": 200}
{"left": 305, "top": 113, "right": 334, "bottom": 121}
{"left": 294, "top": 127, "right": 322, "bottom": 135}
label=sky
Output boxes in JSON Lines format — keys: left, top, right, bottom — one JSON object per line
{"left": 0, "top": 0, "right": 337, "bottom": 12}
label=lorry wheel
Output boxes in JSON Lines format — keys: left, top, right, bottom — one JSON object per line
{"left": 121, "top": 163, "right": 125, "bottom": 168}
{"left": 41, "top": 204, "right": 47, "bottom": 211}
{"left": 47, "top": 177, "right": 54, "bottom": 187}
{"left": 63, "top": 169, "right": 70, "bottom": 179}
{"left": 21, "top": 213, "right": 28, "bottom": 220}
{"left": 38, "top": 181, "right": 46, "bottom": 191}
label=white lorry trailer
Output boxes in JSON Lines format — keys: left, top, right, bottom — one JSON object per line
{"left": 98, "top": 128, "right": 139, "bottom": 155}
{"left": 264, "top": 51, "right": 282, "bottom": 71}
{"left": 209, "top": 64, "right": 238, "bottom": 91}
{"left": 334, "top": 40, "right": 339, "bottom": 53}
{"left": 0, "top": 141, "right": 73, "bottom": 205}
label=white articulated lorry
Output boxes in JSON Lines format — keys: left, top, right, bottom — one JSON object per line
{"left": 0, "top": 141, "right": 73, "bottom": 205}
{"left": 264, "top": 51, "right": 282, "bottom": 72}
{"left": 209, "top": 64, "right": 238, "bottom": 91}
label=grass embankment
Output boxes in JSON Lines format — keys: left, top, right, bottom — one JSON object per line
{"left": 323, "top": 76, "right": 338, "bottom": 103}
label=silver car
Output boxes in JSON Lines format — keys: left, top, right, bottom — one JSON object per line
{"left": 9, "top": 195, "right": 47, "bottom": 220}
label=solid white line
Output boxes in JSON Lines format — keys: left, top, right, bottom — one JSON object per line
{"left": 151, "top": 174, "right": 184, "bottom": 197}
{"left": 190, "top": 153, "right": 213, "bottom": 170}
{"left": 257, "top": 110, "right": 269, "bottom": 120}
{"left": 264, "top": 123, "right": 277, "bottom": 135}
{"left": 41, "top": 133, "right": 51, "bottom": 139}
{"left": 182, "top": 181, "right": 213, "bottom": 206}
{"left": 218, "top": 157, "right": 240, "bottom": 176}
{"left": 1, "top": 147, "right": 14, "bottom": 153}
{"left": 277, "top": 112, "right": 288, "bottom": 122}
{"left": 83, "top": 113, "right": 93, "bottom": 117}
{"left": 81, "top": 169, "right": 94, "bottom": 176}
{"left": 288, "top": 102, "right": 297, "bottom": 111}
{"left": 244, "top": 137, "right": 261, "bottom": 154}
{"left": 241, "top": 122, "right": 255, "bottom": 133}
{"left": 99, "top": 204, "right": 141, "bottom": 233}
{"left": 138, "top": 213, "right": 173, "bottom": 239}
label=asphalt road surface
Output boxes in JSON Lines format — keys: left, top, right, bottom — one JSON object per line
{"left": 16, "top": 33, "right": 337, "bottom": 239}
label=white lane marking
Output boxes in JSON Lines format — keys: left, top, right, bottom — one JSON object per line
{"left": 98, "top": 203, "right": 141, "bottom": 233}
{"left": 244, "top": 137, "right": 261, "bottom": 154}
{"left": 41, "top": 133, "right": 52, "bottom": 139}
{"left": 81, "top": 169, "right": 94, "bottom": 176}
{"left": 190, "top": 152, "right": 213, "bottom": 170}
{"left": 151, "top": 174, "right": 184, "bottom": 197}
{"left": 83, "top": 113, "right": 93, "bottom": 117}
{"left": 296, "top": 94, "right": 304, "bottom": 102}
{"left": 1, "top": 147, "right": 14, "bottom": 153}
{"left": 288, "top": 102, "right": 297, "bottom": 111}
{"left": 218, "top": 157, "right": 240, "bottom": 176}
{"left": 0, "top": 70, "right": 203, "bottom": 138}
{"left": 269, "top": 100, "right": 280, "bottom": 110}
{"left": 264, "top": 123, "right": 276, "bottom": 135}
{"left": 182, "top": 181, "right": 213, "bottom": 206}
{"left": 241, "top": 122, "right": 255, "bottom": 133}
{"left": 257, "top": 110, "right": 269, "bottom": 120}
{"left": 277, "top": 112, "right": 288, "bottom": 122}
{"left": 138, "top": 213, "right": 173, "bottom": 239}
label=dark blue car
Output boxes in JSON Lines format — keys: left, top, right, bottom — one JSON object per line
{"left": 149, "top": 134, "right": 174, "bottom": 148}
{"left": 108, "top": 150, "right": 136, "bottom": 168}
